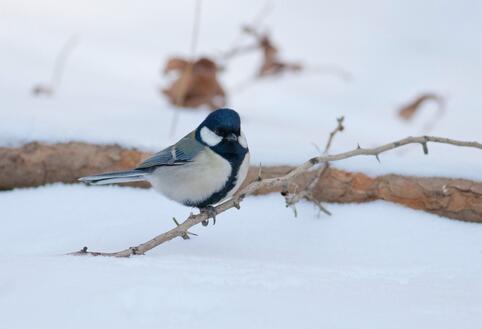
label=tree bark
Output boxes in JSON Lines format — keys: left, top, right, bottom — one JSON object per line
{"left": 1, "top": 142, "right": 481, "bottom": 223}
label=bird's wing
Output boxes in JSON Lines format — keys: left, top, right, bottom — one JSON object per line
{"left": 136, "top": 132, "right": 203, "bottom": 170}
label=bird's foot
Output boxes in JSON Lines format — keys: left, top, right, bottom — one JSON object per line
{"left": 200, "top": 206, "right": 217, "bottom": 226}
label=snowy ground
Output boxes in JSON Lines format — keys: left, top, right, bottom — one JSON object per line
{"left": 1, "top": 1, "right": 482, "bottom": 328}
{"left": 1, "top": 185, "right": 482, "bottom": 329}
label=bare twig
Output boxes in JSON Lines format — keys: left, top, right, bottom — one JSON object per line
{"left": 323, "top": 116, "right": 345, "bottom": 154}
{"left": 32, "top": 35, "right": 79, "bottom": 97}
{"left": 220, "top": 2, "right": 274, "bottom": 62}
{"left": 69, "top": 135, "right": 481, "bottom": 257}
{"left": 285, "top": 116, "right": 344, "bottom": 216}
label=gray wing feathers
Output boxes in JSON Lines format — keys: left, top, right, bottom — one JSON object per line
{"left": 79, "top": 170, "right": 146, "bottom": 185}
{"left": 79, "top": 132, "right": 203, "bottom": 185}
{"left": 136, "top": 132, "right": 203, "bottom": 170}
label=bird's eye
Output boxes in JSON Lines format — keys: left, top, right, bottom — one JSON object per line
{"left": 214, "top": 128, "right": 223, "bottom": 136}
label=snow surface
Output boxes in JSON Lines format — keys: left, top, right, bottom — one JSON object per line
{"left": 1, "top": 185, "right": 482, "bottom": 329}
{"left": 1, "top": 0, "right": 482, "bottom": 328}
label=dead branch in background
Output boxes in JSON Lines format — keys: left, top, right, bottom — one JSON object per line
{"left": 398, "top": 92, "right": 446, "bottom": 132}
{"left": 1, "top": 139, "right": 481, "bottom": 223}
{"left": 65, "top": 135, "right": 482, "bottom": 257}
{"left": 162, "top": 3, "right": 351, "bottom": 107}
{"left": 32, "top": 35, "right": 79, "bottom": 97}
{"left": 224, "top": 20, "right": 351, "bottom": 93}
{"left": 219, "top": 1, "right": 274, "bottom": 65}
{"left": 240, "top": 25, "right": 306, "bottom": 78}
{"left": 221, "top": 2, "right": 274, "bottom": 62}
{"left": 220, "top": 4, "right": 353, "bottom": 80}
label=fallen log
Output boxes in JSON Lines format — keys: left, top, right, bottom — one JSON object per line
{"left": 1, "top": 142, "right": 481, "bottom": 223}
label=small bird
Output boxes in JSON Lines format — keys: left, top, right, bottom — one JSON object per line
{"left": 79, "top": 108, "right": 250, "bottom": 225}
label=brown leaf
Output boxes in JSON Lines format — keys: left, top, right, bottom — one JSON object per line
{"left": 244, "top": 28, "right": 304, "bottom": 77}
{"left": 398, "top": 93, "right": 445, "bottom": 121}
{"left": 163, "top": 57, "right": 189, "bottom": 74}
{"left": 162, "top": 57, "right": 226, "bottom": 110}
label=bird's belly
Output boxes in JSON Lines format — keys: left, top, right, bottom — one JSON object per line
{"left": 148, "top": 149, "right": 232, "bottom": 206}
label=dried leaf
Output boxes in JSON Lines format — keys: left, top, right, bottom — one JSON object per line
{"left": 242, "top": 27, "right": 304, "bottom": 77}
{"left": 162, "top": 57, "right": 226, "bottom": 110}
{"left": 163, "top": 57, "right": 189, "bottom": 74}
{"left": 398, "top": 93, "right": 445, "bottom": 121}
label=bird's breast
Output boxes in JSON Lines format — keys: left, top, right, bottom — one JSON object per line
{"left": 148, "top": 148, "right": 232, "bottom": 206}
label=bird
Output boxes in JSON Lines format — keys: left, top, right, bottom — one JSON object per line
{"left": 79, "top": 108, "right": 250, "bottom": 226}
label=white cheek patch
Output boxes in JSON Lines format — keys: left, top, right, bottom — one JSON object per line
{"left": 238, "top": 131, "right": 248, "bottom": 148}
{"left": 200, "top": 126, "right": 222, "bottom": 146}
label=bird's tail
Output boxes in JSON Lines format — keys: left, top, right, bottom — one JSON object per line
{"left": 79, "top": 169, "right": 147, "bottom": 185}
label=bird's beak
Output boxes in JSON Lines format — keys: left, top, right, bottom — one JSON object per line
{"left": 225, "top": 133, "right": 238, "bottom": 142}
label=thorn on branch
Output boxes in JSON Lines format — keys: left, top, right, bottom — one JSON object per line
{"left": 375, "top": 154, "right": 381, "bottom": 163}
{"left": 233, "top": 199, "right": 241, "bottom": 210}
{"left": 290, "top": 204, "right": 298, "bottom": 218}
{"left": 422, "top": 142, "right": 429, "bottom": 155}
{"left": 257, "top": 163, "right": 263, "bottom": 181}
{"left": 337, "top": 116, "right": 345, "bottom": 131}
{"left": 172, "top": 217, "right": 197, "bottom": 240}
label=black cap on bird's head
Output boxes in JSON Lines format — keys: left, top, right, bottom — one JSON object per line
{"left": 200, "top": 108, "right": 240, "bottom": 135}
{"left": 196, "top": 108, "right": 244, "bottom": 147}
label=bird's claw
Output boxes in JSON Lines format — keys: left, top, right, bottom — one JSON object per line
{"left": 201, "top": 206, "right": 217, "bottom": 226}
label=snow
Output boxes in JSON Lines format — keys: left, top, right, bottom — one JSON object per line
{"left": 1, "top": 185, "right": 482, "bottom": 329}
{"left": 1, "top": 0, "right": 482, "bottom": 328}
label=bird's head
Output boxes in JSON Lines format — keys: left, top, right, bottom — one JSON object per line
{"left": 196, "top": 108, "right": 248, "bottom": 154}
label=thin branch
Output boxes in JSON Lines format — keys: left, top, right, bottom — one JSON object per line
{"left": 169, "top": 0, "right": 202, "bottom": 137}
{"left": 189, "top": 0, "right": 202, "bottom": 58}
{"left": 323, "top": 116, "right": 345, "bottom": 154}
{"left": 285, "top": 116, "right": 344, "bottom": 215}
{"left": 70, "top": 135, "right": 482, "bottom": 257}
{"left": 32, "top": 35, "right": 79, "bottom": 96}
{"left": 219, "top": 2, "right": 273, "bottom": 62}
{"left": 51, "top": 35, "right": 79, "bottom": 88}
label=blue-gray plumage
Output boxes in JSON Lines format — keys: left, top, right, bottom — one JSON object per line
{"left": 79, "top": 108, "right": 250, "bottom": 213}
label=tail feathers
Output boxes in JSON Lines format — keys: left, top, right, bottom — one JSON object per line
{"left": 79, "top": 170, "right": 147, "bottom": 185}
